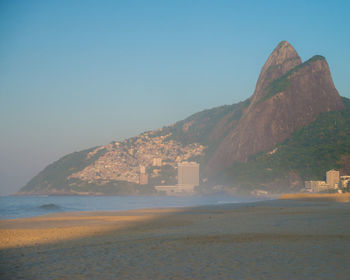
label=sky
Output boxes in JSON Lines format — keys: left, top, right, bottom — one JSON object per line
{"left": 1, "top": 0, "right": 350, "bottom": 195}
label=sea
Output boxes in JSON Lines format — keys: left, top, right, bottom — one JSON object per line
{"left": 0, "top": 195, "right": 268, "bottom": 220}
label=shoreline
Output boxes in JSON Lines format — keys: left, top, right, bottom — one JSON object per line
{"left": 2, "top": 199, "right": 350, "bottom": 279}
{"left": 2, "top": 195, "right": 350, "bottom": 248}
{"left": 0, "top": 194, "right": 273, "bottom": 221}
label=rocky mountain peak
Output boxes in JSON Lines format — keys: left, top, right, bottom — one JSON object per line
{"left": 267, "top": 41, "right": 300, "bottom": 66}
{"left": 207, "top": 44, "right": 344, "bottom": 175}
{"left": 250, "top": 41, "right": 302, "bottom": 105}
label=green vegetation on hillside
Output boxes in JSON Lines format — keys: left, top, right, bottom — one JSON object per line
{"left": 163, "top": 98, "right": 250, "bottom": 145}
{"left": 22, "top": 147, "right": 107, "bottom": 192}
{"left": 219, "top": 97, "right": 350, "bottom": 191}
{"left": 69, "top": 180, "right": 155, "bottom": 195}
{"left": 20, "top": 98, "right": 251, "bottom": 195}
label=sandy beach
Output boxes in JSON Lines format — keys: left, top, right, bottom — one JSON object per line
{"left": 1, "top": 199, "right": 350, "bottom": 279}
{"left": 280, "top": 193, "right": 350, "bottom": 202}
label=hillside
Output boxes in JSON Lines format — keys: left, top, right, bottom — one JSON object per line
{"left": 213, "top": 97, "right": 350, "bottom": 194}
{"left": 18, "top": 41, "right": 350, "bottom": 195}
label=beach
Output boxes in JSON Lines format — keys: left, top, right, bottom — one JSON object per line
{"left": 1, "top": 199, "right": 350, "bottom": 279}
{"left": 280, "top": 192, "right": 350, "bottom": 202}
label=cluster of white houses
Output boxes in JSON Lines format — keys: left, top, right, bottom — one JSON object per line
{"left": 305, "top": 169, "right": 350, "bottom": 193}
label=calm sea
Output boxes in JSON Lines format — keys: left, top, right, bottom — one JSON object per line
{"left": 0, "top": 195, "right": 266, "bottom": 220}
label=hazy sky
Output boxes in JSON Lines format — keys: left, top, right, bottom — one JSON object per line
{"left": 1, "top": 0, "right": 349, "bottom": 195}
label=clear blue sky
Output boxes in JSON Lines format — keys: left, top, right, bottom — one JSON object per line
{"left": 1, "top": 0, "right": 349, "bottom": 195}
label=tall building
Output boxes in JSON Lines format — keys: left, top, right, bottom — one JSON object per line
{"left": 139, "top": 165, "right": 148, "bottom": 185}
{"left": 326, "top": 169, "right": 340, "bottom": 189}
{"left": 140, "top": 165, "right": 146, "bottom": 174}
{"left": 177, "top": 162, "right": 199, "bottom": 186}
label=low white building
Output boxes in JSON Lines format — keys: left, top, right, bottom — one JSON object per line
{"left": 155, "top": 185, "right": 195, "bottom": 196}
{"left": 304, "top": 181, "right": 329, "bottom": 192}
{"left": 340, "top": 176, "right": 350, "bottom": 188}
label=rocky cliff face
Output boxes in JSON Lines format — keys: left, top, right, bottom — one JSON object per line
{"left": 250, "top": 41, "right": 302, "bottom": 106}
{"left": 207, "top": 41, "right": 344, "bottom": 173}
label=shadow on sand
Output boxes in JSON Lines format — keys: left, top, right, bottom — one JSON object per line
{"left": 1, "top": 199, "right": 350, "bottom": 279}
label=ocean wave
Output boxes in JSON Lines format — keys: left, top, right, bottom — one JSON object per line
{"left": 38, "top": 203, "right": 61, "bottom": 210}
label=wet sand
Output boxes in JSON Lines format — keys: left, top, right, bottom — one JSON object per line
{"left": 1, "top": 199, "right": 350, "bottom": 279}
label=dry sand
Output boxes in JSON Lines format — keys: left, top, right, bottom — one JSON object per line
{"left": 280, "top": 192, "right": 350, "bottom": 202}
{"left": 0, "top": 208, "right": 184, "bottom": 249}
{"left": 1, "top": 199, "right": 350, "bottom": 279}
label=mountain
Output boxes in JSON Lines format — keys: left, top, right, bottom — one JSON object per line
{"left": 18, "top": 41, "right": 350, "bottom": 195}
{"left": 207, "top": 41, "right": 344, "bottom": 173}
